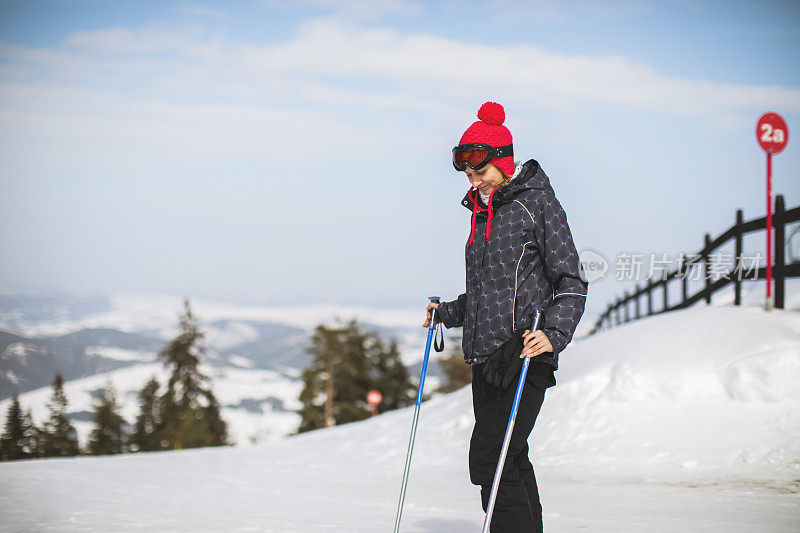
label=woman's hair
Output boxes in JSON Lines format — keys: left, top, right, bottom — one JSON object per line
{"left": 503, "top": 160, "right": 521, "bottom": 180}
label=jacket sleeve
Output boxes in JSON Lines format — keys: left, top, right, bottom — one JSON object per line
{"left": 533, "top": 193, "right": 588, "bottom": 357}
{"left": 436, "top": 293, "right": 466, "bottom": 328}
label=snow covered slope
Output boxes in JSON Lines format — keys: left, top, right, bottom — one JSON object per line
{"left": 1, "top": 300, "right": 798, "bottom": 532}
{"left": 0, "top": 293, "right": 453, "bottom": 445}
{"left": 0, "top": 361, "right": 304, "bottom": 446}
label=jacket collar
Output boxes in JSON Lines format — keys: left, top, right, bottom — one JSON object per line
{"left": 460, "top": 158, "right": 553, "bottom": 214}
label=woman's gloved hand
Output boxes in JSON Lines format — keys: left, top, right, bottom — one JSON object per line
{"left": 482, "top": 333, "right": 525, "bottom": 389}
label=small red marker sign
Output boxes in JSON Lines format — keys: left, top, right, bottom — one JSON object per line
{"left": 756, "top": 111, "right": 789, "bottom": 310}
{"left": 757, "top": 112, "right": 789, "bottom": 154}
{"left": 367, "top": 390, "right": 382, "bottom": 406}
{"left": 367, "top": 390, "right": 382, "bottom": 417}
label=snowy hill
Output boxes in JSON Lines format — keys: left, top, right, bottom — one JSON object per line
{"left": 1, "top": 295, "right": 798, "bottom": 531}
{"left": 0, "top": 293, "right": 460, "bottom": 445}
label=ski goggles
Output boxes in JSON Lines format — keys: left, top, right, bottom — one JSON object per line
{"left": 452, "top": 143, "right": 513, "bottom": 171}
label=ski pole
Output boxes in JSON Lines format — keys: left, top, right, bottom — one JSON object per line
{"left": 482, "top": 305, "right": 544, "bottom": 533}
{"left": 394, "top": 296, "right": 441, "bottom": 533}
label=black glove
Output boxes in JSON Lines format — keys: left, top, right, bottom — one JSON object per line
{"left": 482, "top": 334, "right": 525, "bottom": 389}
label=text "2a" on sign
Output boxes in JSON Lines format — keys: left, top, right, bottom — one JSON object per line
{"left": 757, "top": 112, "right": 789, "bottom": 154}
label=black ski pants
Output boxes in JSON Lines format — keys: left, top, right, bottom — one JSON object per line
{"left": 469, "top": 362, "right": 547, "bottom": 533}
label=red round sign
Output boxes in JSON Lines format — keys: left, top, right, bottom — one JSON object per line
{"left": 367, "top": 390, "right": 382, "bottom": 406}
{"left": 756, "top": 112, "right": 789, "bottom": 154}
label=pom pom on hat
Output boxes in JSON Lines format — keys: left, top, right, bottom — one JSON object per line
{"left": 477, "top": 102, "right": 505, "bottom": 126}
{"left": 458, "top": 101, "right": 514, "bottom": 177}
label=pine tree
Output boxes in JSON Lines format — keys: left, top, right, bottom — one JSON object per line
{"left": 1, "top": 395, "right": 41, "bottom": 460}
{"left": 40, "top": 372, "right": 81, "bottom": 457}
{"left": 436, "top": 334, "right": 472, "bottom": 393}
{"left": 22, "top": 408, "right": 41, "bottom": 459}
{"left": 131, "top": 377, "right": 162, "bottom": 452}
{"left": 87, "top": 379, "right": 128, "bottom": 455}
{"left": 298, "top": 323, "right": 340, "bottom": 432}
{"left": 298, "top": 321, "right": 415, "bottom": 432}
{"left": 333, "top": 321, "right": 373, "bottom": 425}
{"left": 368, "top": 338, "right": 415, "bottom": 413}
{"left": 299, "top": 321, "right": 369, "bottom": 432}
{"left": 155, "top": 298, "right": 230, "bottom": 450}
{"left": 1, "top": 394, "right": 28, "bottom": 460}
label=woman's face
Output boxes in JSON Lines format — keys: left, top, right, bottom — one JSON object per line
{"left": 463, "top": 163, "right": 507, "bottom": 195}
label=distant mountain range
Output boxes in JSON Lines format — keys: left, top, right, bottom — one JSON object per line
{"left": 0, "top": 293, "right": 458, "bottom": 445}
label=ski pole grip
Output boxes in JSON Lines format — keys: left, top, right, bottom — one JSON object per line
{"left": 530, "top": 305, "right": 544, "bottom": 332}
{"left": 428, "top": 296, "right": 440, "bottom": 329}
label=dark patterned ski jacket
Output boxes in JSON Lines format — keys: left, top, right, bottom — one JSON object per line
{"left": 436, "top": 159, "right": 588, "bottom": 370}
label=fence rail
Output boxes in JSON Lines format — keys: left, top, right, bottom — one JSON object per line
{"left": 589, "top": 194, "right": 800, "bottom": 335}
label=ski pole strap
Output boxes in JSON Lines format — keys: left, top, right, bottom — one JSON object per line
{"left": 433, "top": 321, "right": 444, "bottom": 352}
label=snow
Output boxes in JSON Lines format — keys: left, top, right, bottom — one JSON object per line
{"left": 0, "top": 293, "right": 439, "bottom": 448}
{"left": 3, "top": 342, "right": 29, "bottom": 361}
{"left": 1, "top": 298, "right": 799, "bottom": 531}
{"left": 2, "top": 292, "right": 424, "bottom": 338}
{"left": 0, "top": 362, "right": 302, "bottom": 448}
{"left": 84, "top": 345, "right": 152, "bottom": 362}
{"left": 228, "top": 353, "right": 256, "bottom": 368}
{"left": 203, "top": 321, "right": 261, "bottom": 351}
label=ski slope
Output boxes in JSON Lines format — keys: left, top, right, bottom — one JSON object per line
{"left": 1, "top": 301, "right": 799, "bottom": 532}
{"left": 0, "top": 294, "right": 446, "bottom": 446}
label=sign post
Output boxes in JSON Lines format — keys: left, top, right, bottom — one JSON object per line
{"left": 367, "top": 389, "right": 382, "bottom": 417}
{"left": 756, "top": 112, "right": 789, "bottom": 311}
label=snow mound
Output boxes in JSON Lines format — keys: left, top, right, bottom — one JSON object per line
{"left": 723, "top": 347, "right": 800, "bottom": 402}
{"left": 253, "top": 303, "right": 800, "bottom": 492}
{"left": 535, "top": 305, "right": 800, "bottom": 490}
{"left": 1, "top": 303, "right": 799, "bottom": 532}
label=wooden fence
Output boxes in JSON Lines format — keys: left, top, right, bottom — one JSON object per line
{"left": 589, "top": 194, "right": 800, "bottom": 335}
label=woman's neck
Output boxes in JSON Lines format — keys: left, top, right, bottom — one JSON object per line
{"left": 478, "top": 163, "right": 522, "bottom": 203}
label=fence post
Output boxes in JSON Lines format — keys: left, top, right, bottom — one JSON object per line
{"left": 775, "top": 194, "right": 785, "bottom": 309}
{"left": 647, "top": 284, "right": 653, "bottom": 315}
{"left": 734, "top": 209, "right": 743, "bottom": 306}
{"left": 680, "top": 254, "right": 688, "bottom": 306}
{"left": 662, "top": 278, "right": 668, "bottom": 311}
{"left": 623, "top": 291, "right": 629, "bottom": 322}
{"left": 635, "top": 284, "right": 641, "bottom": 319}
{"left": 704, "top": 233, "right": 712, "bottom": 304}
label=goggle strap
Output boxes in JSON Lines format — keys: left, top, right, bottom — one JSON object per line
{"left": 452, "top": 143, "right": 514, "bottom": 158}
{"left": 493, "top": 144, "right": 513, "bottom": 158}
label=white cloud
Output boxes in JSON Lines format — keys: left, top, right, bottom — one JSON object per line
{"left": 63, "top": 23, "right": 224, "bottom": 60}
{"left": 487, "top": 0, "right": 652, "bottom": 22}
{"left": 176, "top": 2, "right": 230, "bottom": 20}
{"left": 258, "top": 0, "right": 423, "bottom": 20}
{"left": 1, "top": 17, "right": 798, "bottom": 174}
{"left": 13, "top": 17, "right": 798, "bottom": 117}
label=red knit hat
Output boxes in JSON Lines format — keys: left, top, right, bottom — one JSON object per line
{"left": 458, "top": 101, "right": 514, "bottom": 177}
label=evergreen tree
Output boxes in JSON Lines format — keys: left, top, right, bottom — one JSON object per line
{"left": 297, "top": 328, "right": 327, "bottom": 432}
{"left": 368, "top": 338, "right": 415, "bottom": 413}
{"left": 333, "top": 321, "right": 373, "bottom": 425}
{"left": 40, "top": 372, "right": 81, "bottom": 457}
{"left": 298, "top": 321, "right": 415, "bottom": 432}
{"left": 436, "top": 335, "right": 472, "bottom": 393}
{"left": 299, "top": 321, "right": 369, "bottom": 432}
{"left": 155, "top": 298, "right": 230, "bottom": 450}
{"left": 22, "top": 408, "right": 41, "bottom": 459}
{"left": 87, "top": 379, "right": 128, "bottom": 455}
{"left": 131, "top": 377, "right": 162, "bottom": 453}
{"left": 0, "top": 394, "right": 38, "bottom": 460}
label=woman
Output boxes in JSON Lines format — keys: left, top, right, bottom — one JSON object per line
{"left": 423, "top": 102, "right": 588, "bottom": 532}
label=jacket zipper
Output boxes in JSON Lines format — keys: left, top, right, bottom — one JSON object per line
{"left": 512, "top": 241, "right": 533, "bottom": 333}
{"left": 470, "top": 216, "right": 489, "bottom": 358}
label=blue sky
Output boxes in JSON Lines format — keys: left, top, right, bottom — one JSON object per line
{"left": 1, "top": 0, "right": 799, "bottom": 324}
